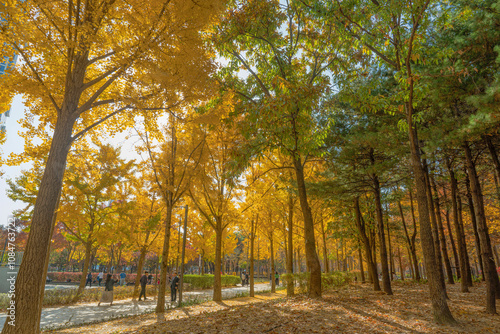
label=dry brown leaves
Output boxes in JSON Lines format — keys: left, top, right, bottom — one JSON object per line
{"left": 46, "top": 282, "right": 500, "bottom": 334}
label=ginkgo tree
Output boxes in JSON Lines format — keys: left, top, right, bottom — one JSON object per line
{"left": 0, "top": 1, "right": 226, "bottom": 332}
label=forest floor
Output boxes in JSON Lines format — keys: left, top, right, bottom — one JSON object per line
{"left": 46, "top": 281, "right": 500, "bottom": 334}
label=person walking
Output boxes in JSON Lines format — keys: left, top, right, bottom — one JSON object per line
{"left": 171, "top": 272, "right": 179, "bottom": 302}
{"left": 275, "top": 271, "right": 279, "bottom": 286}
{"left": 85, "top": 272, "right": 92, "bottom": 287}
{"left": 241, "top": 270, "right": 246, "bottom": 286}
{"left": 138, "top": 271, "right": 148, "bottom": 301}
{"left": 119, "top": 272, "right": 126, "bottom": 286}
{"left": 98, "top": 274, "right": 118, "bottom": 306}
{"left": 97, "top": 272, "right": 104, "bottom": 286}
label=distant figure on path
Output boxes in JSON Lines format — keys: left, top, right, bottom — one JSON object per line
{"left": 98, "top": 272, "right": 104, "bottom": 286}
{"left": 98, "top": 274, "right": 117, "bottom": 306}
{"left": 85, "top": 272, "right": 92, "bottom": 287}
{"left": 171, "top": 272, "right": 180, "bottom": 302}
{"left": 119, "top": 272, "right": 126, "bottom": 286}
{"left": 275, "top": 271, "right": 279, "bottom": 286}
{"left": 241, "top": 270, "right": 246, "bottom": 286}
{"left": 148, "top": 273, "right": 153, "bottom": 284}
{"left": 138, "top": 271, "right": 148, "bottom": 301}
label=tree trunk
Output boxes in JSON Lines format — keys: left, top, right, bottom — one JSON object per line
{"left": 354, "top": 197, "right": 380, "bottom": 291}
{"left": 74, "top": 241, "right": 92, "bottom": 301}
{"left": 270, "top": 233, "right": 275, "bottom": 293}
{"left": 213, "top": 218, "right": 223, "bottom": 302}
{"left": 465, "top": 173, "right": 484, "bottom": 282}
{"left": 430, "top": 175, "right": 454, "bottom": 284}
{"left": 446, "top": 158, "right": 469, "bottom": 293}
{"left": 405, "top": 115, "right": 455, "bottom": 323}
{"left": 358, "top": 245, "right": 365, "bottom": 283}
{"left": 372, "top": 170, "right": 392, "bottom": 295}
{"left": 457, "top": 195, "right": 473, "bottom": 286}
{"left": 286, "top": 195, "right": 294, "bottom": 297}
{"left": 156, "top": 204, "right": 173, "bottom": 314}
{"left": 250, "top": 215, "right": 256, "bottom": 297}
{"left": 133, "top": 247, "right": 147, "bottom": 299}
{"left": 2, "top": 114, "right": 76, "bottom": 334}
{"left": 423, "top": 160, "right": 447, "bottom": 295}
{"left": 320, "top": 215, "right": 329, "bottom": 273}
{"left": 293, "top": 156, "right": 321, "bottom": 298}
{"left": 398, "top": 247, "right": 405, "bottom": 280}
{"left": 443, "top": 198, "right": 460, "bottom": 279}
{"left": 463, "top": 142, "right": 499, "bottom": 314}
{"left": 408, "top": 191, "right": 421, "bottom": 281}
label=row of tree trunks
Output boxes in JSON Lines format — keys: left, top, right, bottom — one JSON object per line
{"left": 463, "top": 142, "right": 500, "bottom": 314}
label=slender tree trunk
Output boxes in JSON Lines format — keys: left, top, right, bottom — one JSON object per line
{"left": 423, "top": 160, "right": 447, "bottom": 295}
{"left": 133, "top": 247, "right": 147, "bottom": 299}
{"left": 293, "top": 157, "right": 321, "bottom": 298}
{"left": 250, "top": 215, "right": 256, "bottom": 297}
{"left": 157, "top": 204, "right": 173, "bottom": 314}
{"left": 213, "top": 218, "right": 223, "bottom": 302}
{"left": 457, "top": 195, "right": 473, "bottom": 286}
{"left": 463, "top": 142, "right": 499, "bottom": 313}
{"left": 398, "top": 247, "right": 405, "bottom": 281}
{"left": 443, "top": 198, "right": 460, "bottom": 279}
{"left": 407, "top": 246, "right": 415, "bottom": 279}
{"left": 74, "top": 241, "right": 93, "bottom": 302}
{"left": 270, "top": 233, "right": 275, "bottom": 293}
{"left": 372, "top": 170, "right": 392, "bottom": 295}
{"left": 409, "top": 191, "right": 421, "bottom": 281}
{"left": 465, "top": 173, "right": 484, "bottom": 282}
{"left": 431, "top": 175, "right": 454, "bottom": 284}
{"left": 354, "top": 197, "right": 380, "bottom": 291}
{"left": 320, "top": 215, "right": 329, "bottom": 273}
{"left": 446, "top": 158, "right": 469, "bottom": 293}
{"left": 286, "top": 196, "right": 294, "bottom": 297}
{"left": 358, "top": 245, "right": 365, "bottom": 283}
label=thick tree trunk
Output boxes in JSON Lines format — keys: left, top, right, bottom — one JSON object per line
{"left": 213, "top": 219, "right": 223, "bottom": 302}
{"left": 372, "top": 171, "right": 392, "bottom": 295}
{"left": 446, "top": 159, "right": 469, "bottom": 293}
{"left": 354, "top": 197, "right": 380, "bottom": 291}
{"left": 405, "top": 114, "right": 455, "bottom": 323}
{"left": 463, "top": 142, "right": 499, "bottom": 314}
{"left": 2, "top": 114, "right": 76, "bottom": 334}
{"left": 156, "top": 205, "right": 173, "bottom": 314}
{"left": 286, "top": 196, "right": 294, "bottom": 297}
{"left": 293, "top": 157, "right": 322, "bottom": 298}
{"left": 431, "top": 175, "right": 454, "bottom": 284}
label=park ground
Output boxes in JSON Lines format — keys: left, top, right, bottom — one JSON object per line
{"left": 46, "top": 281, "right": 500, "bottom": 334}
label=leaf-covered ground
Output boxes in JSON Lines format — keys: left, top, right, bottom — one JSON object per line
{"left": 47, "top": 281, "right": 500, "bottom": 333}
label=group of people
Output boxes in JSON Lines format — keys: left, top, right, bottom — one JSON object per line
{"left": 240, "top": 270, "right": 280, "bottom": 286}
{"left": 97, "top": 270, "right": 181, "bottom": 306}
{"left": 86, "top": 271, "right": 128, "bottom": 287}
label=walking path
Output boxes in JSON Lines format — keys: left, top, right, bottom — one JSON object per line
{"left": 0, "top": 283, "right": 274, "bottom": 330}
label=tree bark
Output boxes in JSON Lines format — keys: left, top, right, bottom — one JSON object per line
{"left": 213, "top": 218, "right": 223, "bottom": 302}
{"left": 463, "top": 142, "right": 499, "bottom": 314}
{"left": 430, "top": 175, "right": 454, "bottom": 284}
{"left": 320, "top": 215, "right": 329, "bottom": 273}
{"left": 286, "top": 196, "right": 294, "bottom": 297}
{"left": 156, "top": 205, "right": 173, "bottom": 314}
{"left": 446, "top": 158, "right": 469, "bottom": 293}
{"left": 293, "top": 156, "right": 322, "bottom": 298}
{"left": 354, "top": 197, "right": 380, "bottom": 291}
{"left": 465, "top": 172, "right": 484, "bottom": 282}
{"left": 457, "top": 194, "right": 473, "bottom": 286}
{"left": 250, "top": 215, "right": 256, "bottom": 297}
{"left": 2, "top": 114, "right": 76, "bottom": 334}
{"left": 408, "top": 191, "right": 421, "bottom": 281}
{"left": 358, "top": 245, "right": 365, "bottom": 283}
{"left": 405, "top": 119, "right": 454, "bottom": 323}
{"left": 371, "top": 169, "right": 392, "bottom": 295}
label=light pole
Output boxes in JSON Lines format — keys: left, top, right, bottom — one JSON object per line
{"left": 178, "top": 205, "right": 188, "bottom": 305}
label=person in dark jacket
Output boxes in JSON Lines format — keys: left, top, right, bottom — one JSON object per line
{"left": 138, "top": 271, "right": 148, "bottom": 301}
{"left": 85, "top": 272, "right": 92, "bottom": 287}
{"left": 98, "top": 274, "right": 117, "bottom": 306}
{"left": 171, "top": 272, "right": 180, "bottom": 302}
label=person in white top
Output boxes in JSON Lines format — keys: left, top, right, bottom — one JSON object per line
{"left": 98, "top": 272, "right": 104, "bottom": 286}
